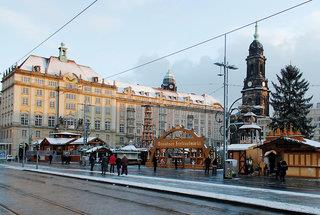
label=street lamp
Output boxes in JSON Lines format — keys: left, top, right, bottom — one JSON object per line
{"left": 214, "top": 42, "right": 238, "bottom": 178}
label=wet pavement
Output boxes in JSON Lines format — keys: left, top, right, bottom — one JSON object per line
{"left": 0, "top": 167, "right": 281, "bottom": 215}
{"left": 2, "top": 162, "right": 320, "bottom": 214}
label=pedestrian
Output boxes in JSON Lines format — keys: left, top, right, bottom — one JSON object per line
{"left": 137, "top": 158, "right": 141, "bottom": 170}
{"left": 116, "top": 155, "right": 122, "bottom": 176}
{"left": 279, "top": 160, "right": 288, "bottom": 182}
{"left": 101, "top": 155, "right": 108, "bottom": 175}
{"left": 109, "top": 153, "right": 116, "bottom": 173}
{"left": 61, "top": 154, "right": 64, "bottom": 165}
{"left": 174, "top": 157, "right": 178, "bottom": 170}
{"left": 121, "top": 154, "right": 128, "bottom": 175}
{"left": 49, "top": 154, "right": 53, "bottom": 165}
{"left": 89, "top": 154, "right": 95, "bottom": 171}
{"left": 212, "top": 157, "right": 217, "bottom": 175}
{"left": 276, "top": 161, "right": 281, "bottom": 180}
{"left": 204, "top": 156, "right": 211, "bottom": 175}
{"left": 152, "top": 155, "right": 157, "bottom": 173}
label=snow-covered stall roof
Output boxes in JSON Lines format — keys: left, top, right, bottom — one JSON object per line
{"left": 85, "top": 146, "right": 109, "bottom": 153}
{"left": 239, "top": 124, "right": 261, "bottom": 130}
{"left": 228, "top": 144, "right": 257, "bottom": 151}
{"left": 42, "top": 138, "right": 75, "bottom": 145}
{"left": 120, "top": 144, "right": 139, "bottom": 151}
{"left": 244, "top": 112, "right": 257, "bottom": 117}
{"left": 72, "top": 137, "right": 100, "bottom": 145}
{"left": 303, "top": 139, "right": 320, "bottom": 148}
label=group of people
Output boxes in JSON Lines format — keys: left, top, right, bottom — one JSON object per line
{"left": 204, "top": 156, "right": 218, "bottom": 175}
{"left": 89, "top": 153, "right": 129, "bottom": 176}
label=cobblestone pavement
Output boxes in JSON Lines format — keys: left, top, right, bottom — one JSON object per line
{"left": 0, "top": 167, "right": 280, "bottom": 215}
{"left": 11, "top": 161, "right": 320, "bottom": 194}
{"left": 2, "top": 162, "right": 320, "bottom": 214}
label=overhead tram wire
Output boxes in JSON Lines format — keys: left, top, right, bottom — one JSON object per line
{"left": 5, "top": 0, "right": 99, "bottom": 70}
{"left": 105, "top": 0, "right": 312, "bottom": 79}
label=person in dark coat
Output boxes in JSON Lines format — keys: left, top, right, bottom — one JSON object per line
{"left": 279, "top": 160, "right": 288, "bottom": 182}
{"left": 101, "top": 155, "right": 108, "bottom": 175}
{"left": 212, "top": 157, "right": 217, "bottom": 175}
{"left": 61, "top": 154, "right": 64, "bottom": 165}
{"left": 89, "top": 155, "right": 95, "bottom": 171}
{"left": 204, "top": 157, "right": 211, "bottom": 174}
{"left": 116, "top": 155, "right": 122, "bottom": 176}
{"left": 174, "top": 157, "right": 178, "bottom": 170}
{"left": 152, "top": 155, "right": 158, "bottom": 173}
{"left": 121, "top": 155, "right": 128, "bottom": 175}
{"left": 49, "top": 154, "right": 53, "bottom": 165}
{"left": 276, "top": 161, "right": 281, "bottom": 180}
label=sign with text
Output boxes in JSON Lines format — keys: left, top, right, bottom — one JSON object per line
{"left": 156, "top": 138, "right": 204, "bottom": 149}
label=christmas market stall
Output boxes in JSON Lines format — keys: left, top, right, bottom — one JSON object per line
{"left": 146, "top": 125, "right": 211, "bottom": 169}
{"left": 257, "top": 128, "right": 320, "bottom": 178}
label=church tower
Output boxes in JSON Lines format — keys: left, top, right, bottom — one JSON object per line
{"left": 241, "top": 23, "right": 270, "bottom": 116}
{"left": 161, "top": 69, "right": 177, "bottom": 92}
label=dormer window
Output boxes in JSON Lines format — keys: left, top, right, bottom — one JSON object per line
{"left": 32, "top": 65, "right": 41, "bottom": 72}
{"left": 92, "top": 77, "right": 99, "bottom": 83}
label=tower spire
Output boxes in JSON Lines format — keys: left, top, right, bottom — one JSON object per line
{"left": 254, "top": 22, "right": 259, "bottom": 41}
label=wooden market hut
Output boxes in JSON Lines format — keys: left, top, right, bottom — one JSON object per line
{"left": 258, "top": 128, "right": 320, "bottom": 178}
{"left": 146, "top": 125, "right": 211, "bottom": 169}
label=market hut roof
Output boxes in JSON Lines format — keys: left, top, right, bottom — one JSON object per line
{"left": 228, "top": 144, "right": 257, "bottom": 151}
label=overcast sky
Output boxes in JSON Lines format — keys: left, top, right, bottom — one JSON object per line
{"left": 1, "top": 0, "right": 320, "bottom": 107}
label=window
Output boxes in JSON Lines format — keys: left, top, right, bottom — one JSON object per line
{"left": 36, "top": 99, "right": 42, "bottom": 107}
{"left": 105, "top": 120, "right": 111, "bottom": 131}
{"left": 64, "top": 118, "right": 76, "bottom": 128}
{"left": 50, "top": 91, "right": 56, "bottom": 98}
{"left": 119, "top": 124, "right": 125, "bottom": 133}
{"left": 84, "top": 96, "right": 91, "bottom": 104}
{"left": 66, "top": 103, "right": 76, "bottom": 110}
{"left": 21, "top": 87, "right": 29, "bottom": 94}
{"left": 36, "top": 89, "right": 43, "bottom": 96}
{"left": 22, "top": 97, "right": 29, "bottom": 106}
{"left": 49, "top": 101, "right": 55, "bottom": 109}
{"left": 66, "top": 93, "right": 76, "bottom": 100}
{"left": 35, "top": 131, "right": 41, "bottom": 138}
{"left": 95, "top": 88, "right": 102, "bottom": 94}
{"left": 84, "top": 86, "right": 92, "bottom": 92}
{"left": 49, "top": 81, "right": 58, "bottom": 87}
{"left": 105, "top": 107, "right": 111, "bottom": 115}
{"left": 66, "top": 84, "right": 76, "bottom": 90}
{"left": 20, "top": 113, "right": 29, "bottom": 125}
{"left": 35, "top": 115, "right": 43, "bottom": 126}
{"left": 48, "top": 116, "right": 55, "bottom": 128}
{"left": 95, "top": 98, "right": 101, "bottom": 104}
{"left": 35, "top": 78, "right": 44, "bottom": 85}
{"left": 22, "top": 130, "right": 27, "bottom": 138}
{"left": 105, "top": 99, "right": 111, "bottom": 105}
{"left": 119, "top": 136, "right": 124, "bottom": 144}
{"left": 95, "top": 106, "right": 101, "bottom": 114}
{"left": 95, "top": 120, "right": 101, "bottom": 130}
{"left": 22, "top": 76, "right": 30, "bottom": 83}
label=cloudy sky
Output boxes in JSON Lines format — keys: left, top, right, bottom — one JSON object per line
{"left": 1, "top": 0, "right": 320, "bottom": 107}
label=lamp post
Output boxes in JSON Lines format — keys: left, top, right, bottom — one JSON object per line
{"left": 214, "top": 34, "right": 238, "bottom": 178}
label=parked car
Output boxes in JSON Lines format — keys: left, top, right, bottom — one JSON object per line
{"left": 6, "top": 155, "right": 14, "bottom": 161}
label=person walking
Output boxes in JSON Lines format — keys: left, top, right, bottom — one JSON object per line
{"left": 116, "top": 155, "right": 122, "bottom": 176}
{"left": 101, "top": 155, "right": 108, "bottom": 175}
{"left": 121, "top": 155, "right": 128, "bottom": 175}
{"left": 89, "top": 154, "right": 95, "bottom": 171}
{"left": 48, "top": 154, "right": 53, "bottom": 165}
{"left": 204, "top": 156, "right": 211, "bottom": 175}
{"left": 109, "top": 153, "right": 116, "bottom": 173}
{"left": 152, "top": 155, "right": 158, "bottom": 173}
{"left": 174, "top": 157, "right": 178, "bottom": 170}
{"left": 276, "top": 161, "right": 281, "bottom": 180}
{"left": 280, "top": 160, "right": 288, "bottom": 182}
{"left": 212, "top": 157, "right": 217, "bottom": 175}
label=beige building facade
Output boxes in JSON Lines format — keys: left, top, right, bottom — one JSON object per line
{"left": 0, "top": 44, "right": 223, "bottom": 156}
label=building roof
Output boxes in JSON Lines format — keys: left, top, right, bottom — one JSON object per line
{"left": 239, "top": 124, "right": 261, "bottom": 130}
{"left": 19, "top": 55, "right": 101, "bottom": 82}
{"left": 85, "top": 146, "right": 109, "bottom": 153}
{"left": 42, "top": 138, "right": 75, "bottom": 145}
{"left": 72, "top": 137, "right": 102, "bottom": 145}
{"left": 244, "top": 112, "right": 257, "bottom": 117}
{"left": 120, "top": 144, "right": 138, "bottom": 151}
{"left": 228, "top": 143, "right": 257, "bottom": 151}
{"left": 303, "top": 139, "right": 320, "bottom": 148}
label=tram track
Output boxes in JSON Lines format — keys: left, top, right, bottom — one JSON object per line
{"left": 0, "top": 183, "right": 90, "bottom": 215}
{"left": 0, "top": 202, "right": 21, "bottom": 215}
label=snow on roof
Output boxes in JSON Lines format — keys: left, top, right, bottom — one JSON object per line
{"left": 19, "top": 55, "right": 101, "bottom": 82}
{"left": 51, "top": 132, "right": 81, "bottom": 136}
{"left": 239, "top": 124, "right": 261, "bottom": 130}
{"left": 86, "top": 146, "right": 109, "bottom": 153}
{"left": 303, "top": 139, "right": 320, "bottom": 148}
{"left": 244, "top": 112, "right": 257, "bottom": 117}
{"left": 31, "top": 139, "right": 44, "bottom": 145}
{"left": 120, "top": 144, "right": 138, "bottom": 151}
{"left": 228, "top": 144, "right": 257, "bottom": 151}
{"left": 43, "top": 138, "right": 75, "bottom": 145}
{"left": 114, "top": 81, "right": 221, "bottom": 107}
{"left": 72, "top": 137, "right": 97, "bottom": 145}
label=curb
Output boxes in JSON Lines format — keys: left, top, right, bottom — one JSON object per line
{"left": 21, "top": 168, "right": 317, "bottom": 215}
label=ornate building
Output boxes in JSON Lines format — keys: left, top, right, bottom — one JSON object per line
{"left": 241, "top": 23, "right": 270, "bottom": 117}
{"left": 0, "top": 44, "right": 223, "bottom": 155}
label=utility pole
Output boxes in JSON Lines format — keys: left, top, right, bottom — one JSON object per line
{"left": 83, "top": 101, "right": 88, "bottom": 146}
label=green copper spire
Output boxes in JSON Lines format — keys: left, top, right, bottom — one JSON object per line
{"left": 254, "top": 22, "right": 259, "bottom": 41}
